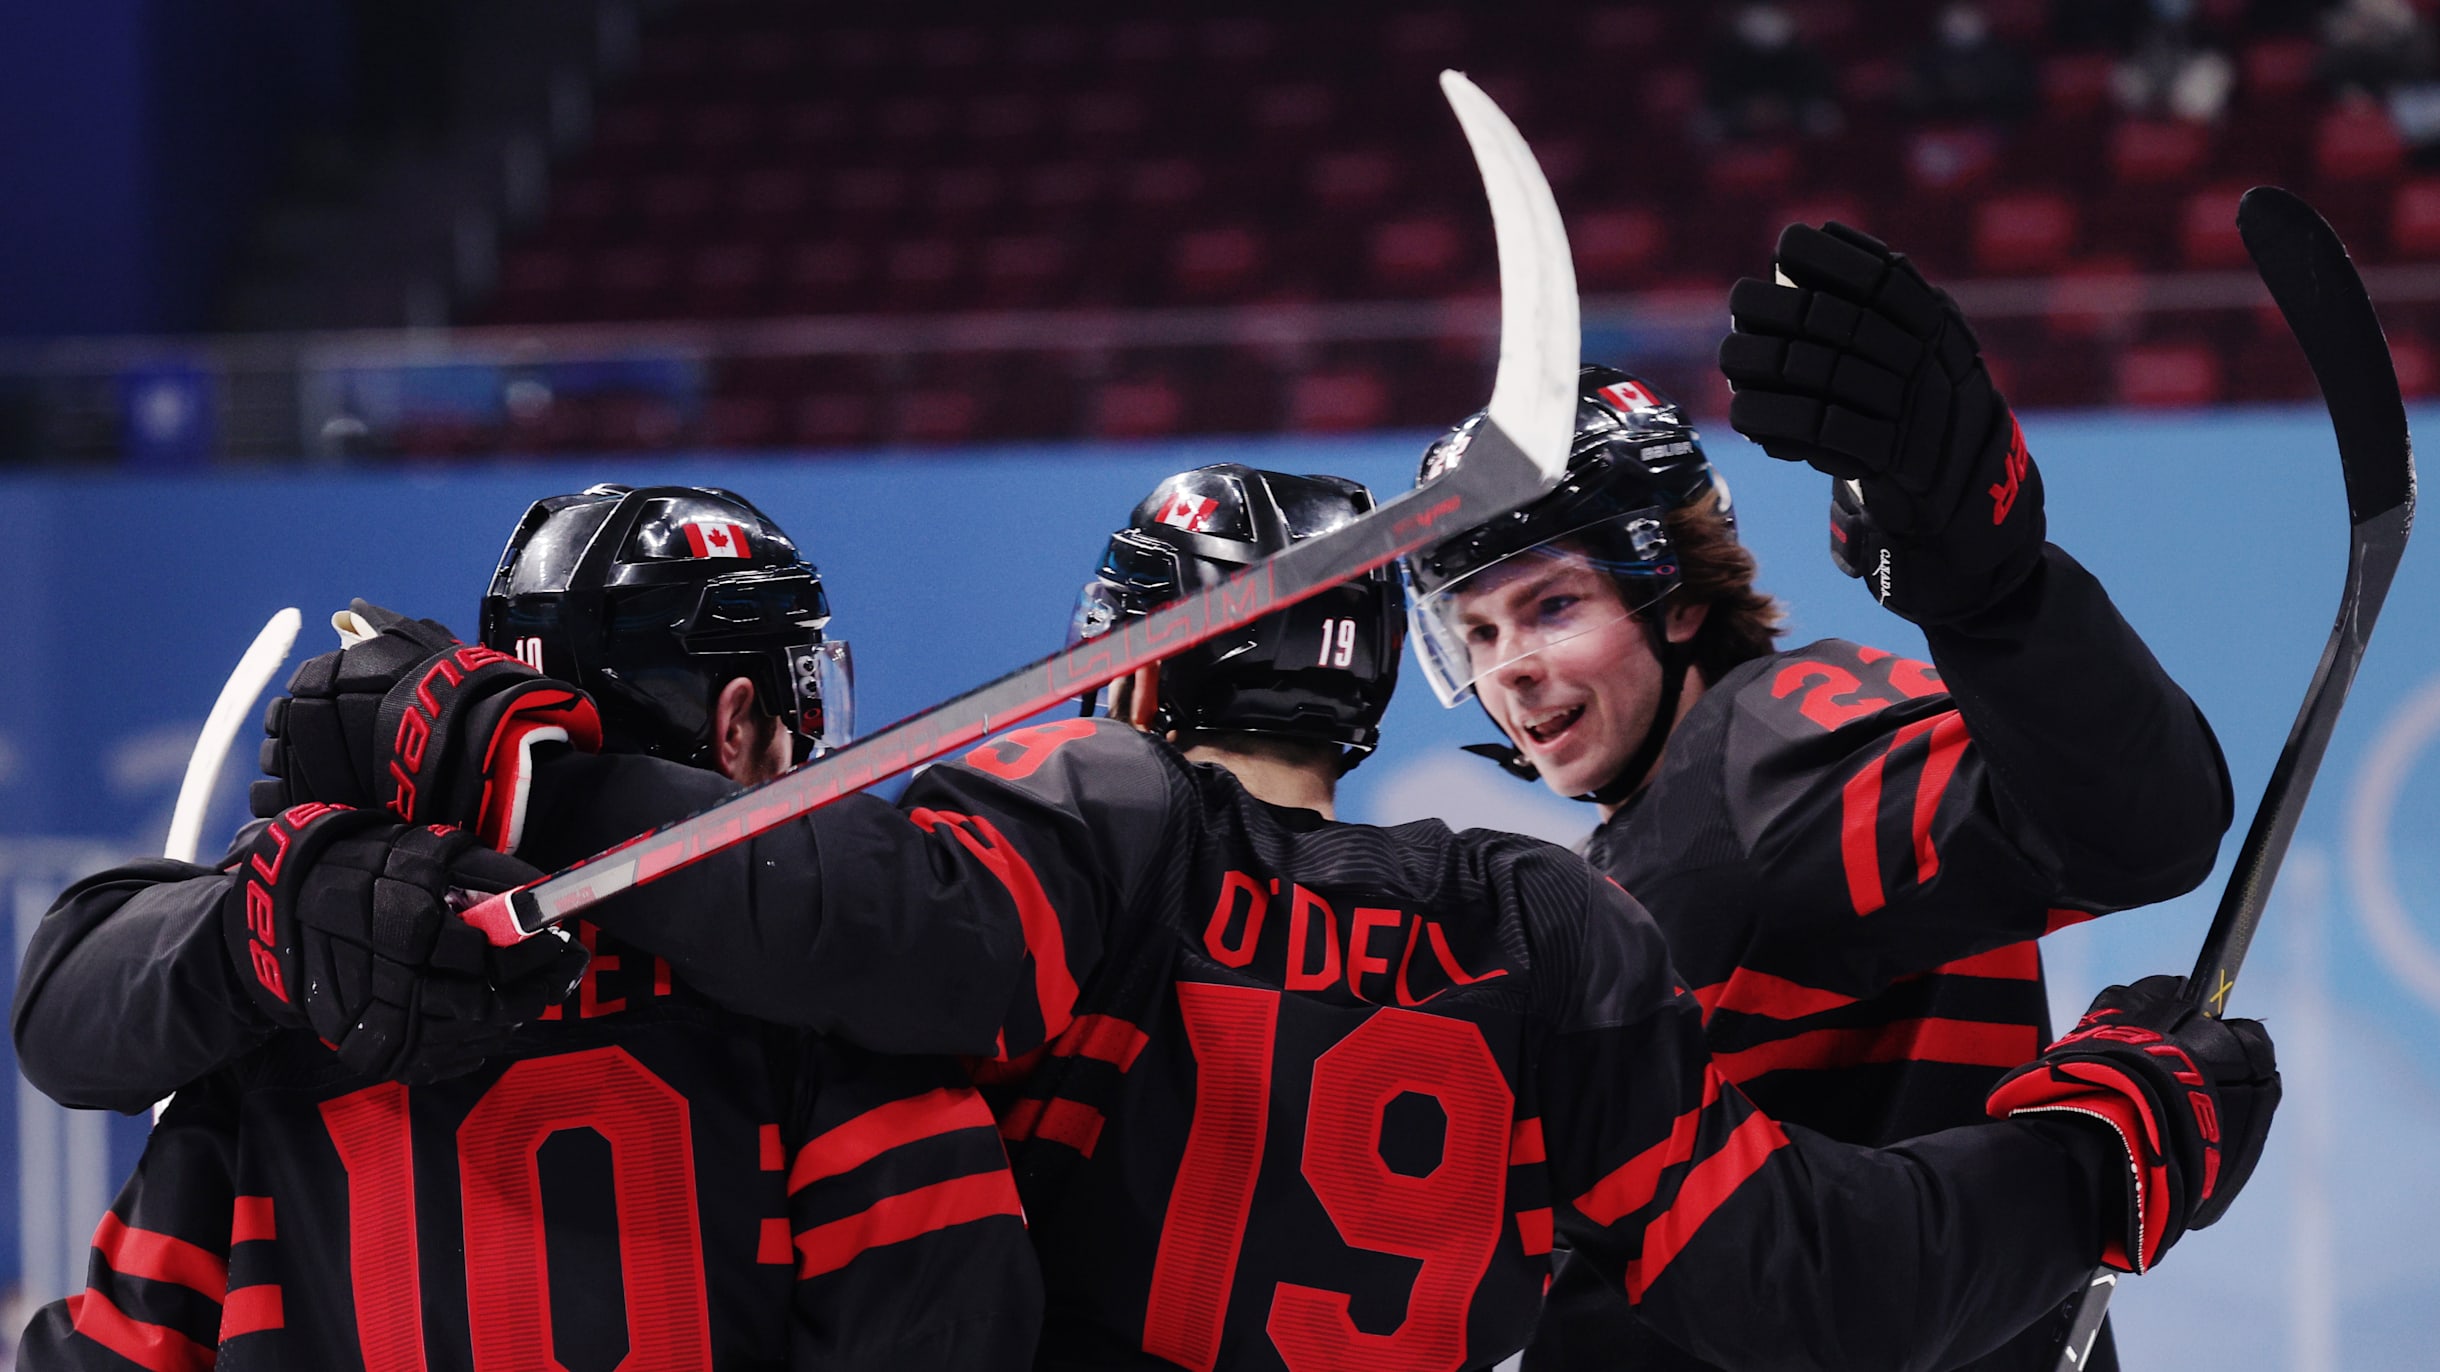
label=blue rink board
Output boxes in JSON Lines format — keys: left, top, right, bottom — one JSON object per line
{"left": 2, "top": 405, "right": 2435, "bottom": 1367}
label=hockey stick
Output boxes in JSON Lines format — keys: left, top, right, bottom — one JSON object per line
{"left": 457, "top": 71, "right": 1580, "bottom": 947}
{"left": 2049, "top": 185, "right": 2417, "bottom": 1371}
{"left": 155, "top": 606, "right": 302, "bottom": 1121}
{"left": 165, "top": 607, "right": 304, "bottom": 864}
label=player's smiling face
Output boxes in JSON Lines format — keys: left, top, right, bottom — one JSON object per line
{"left": 1451, "top": 544, "right": 1663, "bottom": 800}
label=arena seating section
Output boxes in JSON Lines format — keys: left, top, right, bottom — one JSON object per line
{"left": 477, "top": 0, "right": 2440, "bottom": 449}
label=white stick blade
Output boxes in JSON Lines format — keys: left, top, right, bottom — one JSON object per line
{"left": 165, "top": 607, "right": 303, "bottom": 863}
{"left": 1440, "top": 69, "right": 1579, "bottom": 484}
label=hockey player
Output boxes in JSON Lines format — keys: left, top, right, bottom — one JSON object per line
{"left": 11, "top": 485, "right": 1039, "bottom": 1371}
{"left": 241, "top": 465, "right": 2278, "bottom": 1372}
{"left": 1400, "top": 225, "right": 2232, "bottom": 1370}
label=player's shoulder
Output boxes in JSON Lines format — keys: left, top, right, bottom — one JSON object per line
{"left": 924, "top": 717, "right": 1188, "bottom": 855}
{"left": 954, "top": 715, "right": 1165, "bottom": 783}
{"left": 1706, "top": 637, "right": 1953, "bottom": 743}
{"left": 524, "top": 746, "right": 736, "bottom": 864}
{"left": 1473, "top": 835, "right": 1684, "bottom": 1033}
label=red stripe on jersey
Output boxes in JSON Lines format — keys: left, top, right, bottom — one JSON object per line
{"left": 1935, "top": 941, "right": 2042, "bottom": 981}
{"left": 760, "top": 1123, "right": 784, "bottom": 1171}
{"left": 93, "top": 1212, "right": 227, "bottom": 1302}
{"left": 230, "top": 1196, "right": 274, "bottom": 1244}
{"left": 790, "top": 1086, "right": 997, "bottom": 1192}
{"left": 910, "top": 808, "right": 1079, "bottom": 1038}
{"left": 1059, "top": 1013, "right": 1151, "bottom": 1070}
{"left": 1516, "top": 1207, "right": 1554, "bottom": 1256}
{"left": 1511, "top": 1117, "right": 1546, "bottom": 1166}
{"left": 1624, "top": 1110, "right": 1790, "bottom": 1301}
{"left": 1697, "top": 970, "right": 1862, "bottom": 1024}
{"left": 1839, "top": 743, "right": 1893, "bottom": 915}
{"left": 998, "top": 1095, "right": 1111, "bottom": 1155}
{"left": 221, "top": 1284, "right": 283, "bottom": 1338}
{"left": 67, "top": 1288, "right": 214, "bottom": 1372}
{"left": 794, "top": 1171, "right": 1026, "bottom": 1279}
{"left": 758, "top": 1217, "right": 794, "bottom": 1265}
{"left": 1910, "top": 712, "right": 1972, "bottom": 883}
{"left": 1575, "top": 1067, "right": 1728, "bottom": 1226}
{"left": 1713, "top": 1017, "right": 2043, "bottom": 1085}
{"left": 1034, "top": 1098, "right": 1108, "bottom": 1155}
{"left": 2046, "top": 907, "right": 2098, "bottom": 934}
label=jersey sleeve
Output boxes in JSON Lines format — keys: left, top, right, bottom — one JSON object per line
{"left": 12, "top": 847, "right": 274, "bottom": 1114}
{"left": 1922, "top": 544, "right": 2230, "bottom": 908}
{"left": 16, "top": 1075, "right": 252, "bottom": 1371}
{"left": 1534, "top": 870, "right": 2114, "bottom": 1372}
{"left": 1687, "top": 548, "right": 2226, "bottom": 995}
{"left": 585, "top": 718, "right": 1179, "bottom": 1060}
{"left": 783, "top": 1040, "right": 1041, "bottom": 1371}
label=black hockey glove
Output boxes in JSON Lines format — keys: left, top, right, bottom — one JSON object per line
{"left": 1719, "top": 221, "right": 2045, "bottom": 625}
{"left": 253, "top": 600, "right": 600, "bottom": 854}
{"left": 224, "top": 803, "right": 588, "bottom": 1082}
{"left": 1986, "top": 975, "right": 2280, "bottom": 1274}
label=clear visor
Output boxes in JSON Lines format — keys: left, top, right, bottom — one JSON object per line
{"left": 1405, "top": 515, "right": 1676, "bottom": 708}
{"left": 786, "top": 640, "right": 855, "bottom": 754}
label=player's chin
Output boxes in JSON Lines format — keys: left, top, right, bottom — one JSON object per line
{"left": 1527, "top": 738, "right": 1611, "bottom": 800}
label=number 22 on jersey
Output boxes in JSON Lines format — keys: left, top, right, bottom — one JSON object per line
{"left": 1144, "top": 983, "right": 1514, "bottom": 1372}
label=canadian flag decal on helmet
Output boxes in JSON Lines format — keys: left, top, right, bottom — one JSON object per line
{"left": 683, "top": 520, "right": 751, "bottom": 558}
{"left": 1597, "top": 379, "right": 1661, "bottom": 412}
{"left": 1155, "top": 492, "right": 1219, "bottom": 533}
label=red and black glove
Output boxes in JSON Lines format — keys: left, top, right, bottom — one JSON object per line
{"left": 224, "top": 804, "right": 588, "bottom": 1082}
{"left": 1987, "top": 975, "right": 2280, "bottom": 1273}
{"left": 1719, "top": 221, "right": 2045, "bottom": 625}
{"left": 252, "top": 600, "right": 600, "bottom": 854}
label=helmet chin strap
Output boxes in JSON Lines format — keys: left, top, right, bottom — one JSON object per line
{"left": 1463, "top": 617, "right": 1691, "bottom": 807}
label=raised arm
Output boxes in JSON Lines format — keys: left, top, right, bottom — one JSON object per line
{"left": 1717, "top": 219, "right": 2231, "bottom": 917}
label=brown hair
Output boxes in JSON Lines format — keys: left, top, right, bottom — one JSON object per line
{"left": 1664, "top": 501, "right": 1784, "bottom": 682}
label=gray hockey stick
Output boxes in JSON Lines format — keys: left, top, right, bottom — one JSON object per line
{"left": 459, "top": 70, "right": 1580, "bottom": 946}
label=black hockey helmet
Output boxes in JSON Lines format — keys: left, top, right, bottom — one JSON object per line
{"left": 1072, "top": 464, "right": 1402, "bottom": 770}
{"left": 1402, "top": 367, "right": 1729, "bottom": 800}
{"left": 480, "top": 483, "right": 851, "bottom": 768}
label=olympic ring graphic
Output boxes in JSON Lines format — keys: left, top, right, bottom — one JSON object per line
{"left": 2347, "top": 672, "right": 2440, "bottom": 1019}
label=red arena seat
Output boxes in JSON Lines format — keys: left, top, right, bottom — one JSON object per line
{"left": 1972, "top": 191, "right": 2078, "bottom": 275}
{"left": 1286, "top": 367, "right": 1391, "bottom": 433}
{"left": 2118, "top": 341, "right": 2224, "bottom": 408}
{"left": 2394, "top": 178, "right": 2440, "bottom": 259}
{"left": 2177, "top": 187, "right": 2252, "bottom": 269}
{"left": 1573, "top": 206, "right": 1667, "bottom": 289}
{"left": 2317, "top": 105, "right": 2405, "bottom": 182}
{"left": 1091, "top": 376, "right": 1188, "bottom": 439}
{"left": 2110, "top": 120, "right": 2213, "bottom": 185}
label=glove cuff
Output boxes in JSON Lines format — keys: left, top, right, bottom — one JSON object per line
{"left": 223, "top": 803, "right": 393, "bottom": 1027}
{"left": 1989, "top": 1059, "right": 2174, "bottom": 1273}
{"left": 374, "top": 646, "right": 601, "bottom": 842}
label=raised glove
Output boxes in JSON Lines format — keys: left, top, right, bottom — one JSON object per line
{"left": 1719, "top": 221, "right": 2044, "bottom": 624}
{"left": 224, "top": 803, "right": 587, "bottom": 1082}
{"left": 253, "top": 600, "right": 600, "bottom": 854}
{"left": 1987, "top": 975, "right": 2280, "bottom": 1273}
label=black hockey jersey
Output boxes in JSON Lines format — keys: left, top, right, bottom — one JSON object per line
{"left": 1529, "top": 547, "right": 2231, "bottom": 1372}
{"left": 11, "top": 752, "right": 1041, "bottom": 1372}
{"left": 576, "top": 716, "right": 2126, "bottom": 1372}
